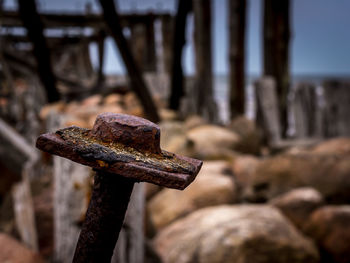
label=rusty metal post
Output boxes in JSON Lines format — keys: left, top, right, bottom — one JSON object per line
{"left": 36, "top": 113, "right": 202, "bottom": 263}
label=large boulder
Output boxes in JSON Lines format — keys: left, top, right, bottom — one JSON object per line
{"left": 154, "top": 205, "right": 319, "bottom": 263}
{"left": 236, "top": 138, "right": 350, "bottom": 202}
{"left": 0, "top": 233, "right": 44, "bottom": 263}
{"left": 304, "top": 206, "right": 350, "bottom": 263}
{"left": 270, "top": 187, "right": 324, "bottom": 230}
{"left": 148, "top": 161, "right": 236, "bottom": 231}
{"left": 187, "top": 125, "right": 240, "bottom": 160}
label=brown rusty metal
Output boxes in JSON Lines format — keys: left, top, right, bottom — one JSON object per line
{"left": 36, "top": 113, "right": 202, "bottom": 262}
{"left": 36, "top": 113, "right": 201, "bottom": 190}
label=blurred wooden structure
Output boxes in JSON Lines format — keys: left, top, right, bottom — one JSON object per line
{"left": 1, "top": 8, "right": 176, "bottom": 121}
{"left": 255, "top": 77, "right": 350, "bottom": 150}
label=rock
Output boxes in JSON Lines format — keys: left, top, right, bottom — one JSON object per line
{"left": 39, "top": 101, "right": 66, "bottom": 120}
{"left": 0, "top": 233, "right": 44, "bottom": 263}
{"left": 124, "top": 93, "right": 143, "bottom": 116}
{"left": 238, "top": 149, "right": 350, "bottom": 203}
{"left": 304, "top": 206, "right": 350, "bottom": 263}
{"left": 270, "top": 187, "right": 324, "bottom": 230}
{"left": 199, "top": 160, "right": 233, "bottom": 176}
{"left": 188, "top": 124, "right": 240, "bottom": 149}
{"left": 311, "top": 137, "right": 350, "bottom": 155}
{"left": 148, "top": 161, "right": 236, "bottom": 231}
{"left": 81, "top": 94, "right": 102, "bottom": 107}
{"left": 154, "top": 205, "right": 319, "bottom": 263}
{"left": 159, "top": 121, "right": 195, "bottom": 156}
{"left": 187, "top": 124, "right": 240, "bottom": 160}
{"left": 159, "top": 109, "right": 178, "bottom": 121}
{"left": 103, "top": 94, "right": 123, "bottom": 105}
{"left": 232, "top": 155, "right": 260, "bottom": 184}
{"left": 184, "top": 115, "right": 207, "bottom": 130}
{"left": 229, "top": 116, "right": 262, "bottom": 154}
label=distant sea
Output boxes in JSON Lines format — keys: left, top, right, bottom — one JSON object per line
{"left": 214, "top": 74, "right": 350, "bottom": 123}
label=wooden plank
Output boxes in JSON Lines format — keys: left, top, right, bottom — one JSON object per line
{"left": 111, "top": 183, "right": 145, "bottom": 263}
{"left": 12, "top": 162, "right": 38, "bottom": 251}
{"left": 53, "top": 156, "right": 91, "bottom": 262}
{"left": 322, "top": 80, "right": 350, "bottom": 137}
{"left": 255, "top": 77, "right": 281, "bottom": 145}
{"left": 289, "top": 83, "right": 319, "bottom": 138}
{"left": 1, "top": 10, "right": 172, "bottom": 29}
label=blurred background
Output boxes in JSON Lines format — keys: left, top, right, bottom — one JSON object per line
{"left": 1, "top": 0, "right": 350, "bottom": 262}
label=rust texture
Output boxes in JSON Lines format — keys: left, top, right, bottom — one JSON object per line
{"left": 36, "top": 113, "right": 202, "bottom": 263}
{"left": 72, "top": 170, "right": 134, "bottom": 263}
{"left": 36, "top": 113, "right": 202, "bottom": 189}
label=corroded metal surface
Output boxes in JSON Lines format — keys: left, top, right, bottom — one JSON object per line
{"left": 72, "top": 171, "right": 134, "bottom": 263}
{"left": 36, "top": 113, "right": 202, "bottom": 263}
{"left": 36, "top": 113, "right": 202, "bottom": 189}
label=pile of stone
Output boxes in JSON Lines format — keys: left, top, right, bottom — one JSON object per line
{"left": 2, "top": 91, "right": 350, "bottom": 263}
{"left": 147, "top": 116, "right": 350, "bottom": 263}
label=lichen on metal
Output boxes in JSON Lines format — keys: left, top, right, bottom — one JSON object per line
{"left": 36, "top": 113, "right": 202, "bottom": 190}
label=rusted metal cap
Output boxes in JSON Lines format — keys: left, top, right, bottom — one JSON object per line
{"left": 36, "top": 113, "right": 202, "bottom": 190}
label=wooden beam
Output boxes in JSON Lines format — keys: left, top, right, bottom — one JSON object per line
{"left": 1, "top": 33, "right": 100, "bottom": 47}
{"left": 17, "top": 0, "right": 60, "bottom": 102}
{"left": 1, "top": 10, "right": 172, "bottom": 29}
{"left": 97, "top": 0, "right": 160, "bottom": 122}
{"left": 3, "top": 49, "right": 88, "bottom": 92}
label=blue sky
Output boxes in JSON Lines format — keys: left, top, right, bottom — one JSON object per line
{"left": 4, "top": 0, "right": 350, "bottom": 76}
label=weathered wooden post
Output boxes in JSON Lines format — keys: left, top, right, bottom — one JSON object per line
{"left": 322, "top": 80, "right": 350, "bottom": 137}
{"left": 193, "top": 0, "right": 218, "bottom": 122}
{"left": 263, "top": 0, "right": 291, "bottom": 134}
{"left": 289, "top": 83, "right": 319, "bottom": 138}
{"left": 168, "top": 0, "right": 191, "bottom": 111}
{"left": 255, "top": 77, "right": 282, "bottom": 146}
{"left": 97, "top": 0, "right": 160, "bottom": 123}
{"left": 36, "top": 113, "right": 202, "bottom": 262}
{"left": 17, "top": 0, "right": 60, "bottom": 102}
{"left": 228, "top": 0, "right": 247, "bottom": 118}
{"left": 161, "top": 15, "right": 174, "bottom": 75}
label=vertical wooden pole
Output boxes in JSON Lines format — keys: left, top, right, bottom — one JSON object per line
{"left": 97, "top": 0, "right": 159, "bottom": 123}
{"left": 228, "top": 0, "right": 247, "bottom": 118}
{"left": 17, "top": 0, "right": 60, "bottom": 102}
{"left": 168, "top": 0, "right": 192, "bottom": 111}
{"left": 97, "top": 30, "right": 106, "bottom": 86}
{"left": 161, "top": 15, "right": 174, "bottom": 75}
{"left": 145, "top": 16, "right": 156, "bottom": 72}
{"left": 193, "top": 0, "right": 217, "bottom": 122}
{"left": 263, "top": 0, "right": 291, "bottom": 135}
